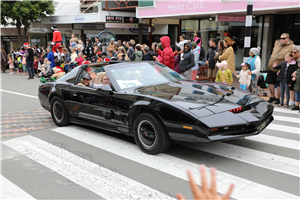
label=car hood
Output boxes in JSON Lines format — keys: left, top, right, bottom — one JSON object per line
{"left": 132, "top": 81, "right": 265, "bottom": 117}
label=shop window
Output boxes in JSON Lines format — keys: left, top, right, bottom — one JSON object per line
{"left": 294, "top": 14, "right": 300, "bottom": 29}
{"left": 283, "top": 15, "right": 294, "bottom": 29}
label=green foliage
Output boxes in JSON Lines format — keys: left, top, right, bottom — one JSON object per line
{"left": 1, "top": 1, "right": 55, "bottom": 45}
{"left": 1, "top": 1, "right": 55, "bottom": 27}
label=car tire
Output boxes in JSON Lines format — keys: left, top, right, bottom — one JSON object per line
{"left": 51, "top": 96, "right": 70, "bottom": 127}
{"left": 133, "top": 112, "right": 171, "bottom": 155}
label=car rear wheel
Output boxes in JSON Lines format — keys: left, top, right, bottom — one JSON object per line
{"left": 133, "top": 112, "right": 171, "bottom": 155}
{"left": 51, "top": 96, "right": 70, "bottom": 127}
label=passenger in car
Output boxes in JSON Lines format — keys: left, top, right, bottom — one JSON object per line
{"left": 76, "top": 73, "right": 91, "bottom": 87}
{"left": 89, "top": 72, "right": 111, "bottom": 88}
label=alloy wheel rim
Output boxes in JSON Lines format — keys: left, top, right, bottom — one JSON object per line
{"left": 137, "top": 120, "right": 157, "bottom": 148}
{"left": 53, "top": 101, "right": 64, "bottom": 123}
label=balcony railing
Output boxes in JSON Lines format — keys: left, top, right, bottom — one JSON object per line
{"left": 102, "top": 0, "right": 138, "bottom": 11}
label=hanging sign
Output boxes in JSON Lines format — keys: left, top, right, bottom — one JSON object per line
{"left": 217, "top": 15, "right": 246, "bottom": 22}
{"left": 124, "top": 17, "right": 138, "bottom": 23}
{"left": 106, "top": 16, "right": 123, "bottom": 23}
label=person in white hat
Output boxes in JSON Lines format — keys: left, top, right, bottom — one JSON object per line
{"left": 246, "top": 47, "right": 261, "bottom": 94}
{"left": 215, "top": 60, "right": 233, "bottom": 85}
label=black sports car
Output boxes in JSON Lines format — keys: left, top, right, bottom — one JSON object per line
{"left": 39, "top": 61, "right": 274, "bottom": 155}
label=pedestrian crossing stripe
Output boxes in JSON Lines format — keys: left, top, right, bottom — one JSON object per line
{"left": 1, "top": 175, "right": 36, "bottom": 200}
{"left": 273, "top": 115, "right": 300, "bottom": 124}
{"left": 246, "top": 134, "right": 299, "bottom": 151}
{"left": 273, "top": 107, "right": 300, "bottom": 115}
{"left": 3, "top": 136, "right": 175, "bottom": 200}
{"left": 266, "top": 123, "right": 300, "bottom": 135}
{"left": 2, "top": 110, "right": 299, "bottom": 199}
{"left": 180, "top": 141, "right": 299, "bottom": 177}
{"left": 51, "top": 126, "right": 298, "bottom": 199}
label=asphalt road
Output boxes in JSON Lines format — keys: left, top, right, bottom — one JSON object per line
{"left": 1, "top": 72, "right": 299, "bottom": 200}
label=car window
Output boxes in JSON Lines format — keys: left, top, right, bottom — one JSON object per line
{"left": 108, "top": 62, "right": 186, "bottom": 90}
{"left": 76, "top": 66, "right": 105, "bottom": 85}
{"left": 57, "top": 66, "right": 81, "bottom": 83}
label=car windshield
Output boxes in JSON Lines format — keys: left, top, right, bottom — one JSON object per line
{"left": 108, "top": 62, "right": 186, "bottom": 90}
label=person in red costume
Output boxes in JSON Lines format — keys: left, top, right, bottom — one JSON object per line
{"left": 51, "top": 25, "right": 63, "bottom": 53}
{"left": 155, "top": 36, "right": 175, "bottom": 70}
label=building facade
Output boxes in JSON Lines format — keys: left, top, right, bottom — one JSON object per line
{"left": 136, "top": 0, "right": 300, "bottom": 70}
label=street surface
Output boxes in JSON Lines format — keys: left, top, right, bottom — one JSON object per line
{"left": 1, "top": 72, "right": 299, "bottom": 199}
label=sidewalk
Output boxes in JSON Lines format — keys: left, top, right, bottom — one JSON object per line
{"left": 231, "top": 74, "right": 270, "bottom": 101}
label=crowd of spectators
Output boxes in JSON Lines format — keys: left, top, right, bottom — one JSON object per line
{"left": 1, "top": 31, "right": 300, "bottom": 112}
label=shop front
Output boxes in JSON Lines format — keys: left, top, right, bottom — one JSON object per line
{"left": 0, "top": 27, "right": 29, "bottom": 53}
{"left": 137, "top": 0, "right": 300, "bottom": 71}
{"left": 181, "top": 16, "right": 261, "bottom": 70}
{"left": 28, "top": 28, "right": 52, "bottom": 47}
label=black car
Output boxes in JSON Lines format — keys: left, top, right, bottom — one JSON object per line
{"left": 38, "top": 61, "right": 274, "bottom": 155}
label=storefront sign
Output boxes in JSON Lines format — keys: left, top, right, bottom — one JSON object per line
{"left": 1, "top": 36, "right": 23, "bottom": 42}
{"left": 106, "top": 16, "right": 123, "bottom": 23}
{"left": 106, "top": 23, "right": 138, "bottom": 28}
{"left": 129, "top": 26, "right": 155, "bottom": 33}
{"left": 50, "top": 18, "right": 58, "bottom": 23}
{"left": 124, "top": 17, "right": 138, "bottom": 23}
{"left": 109, "top": 24, "right": 167, "bottom": 35}
{"left": 136, "top": 0, "right": 300, "bottom": 18}
{"left": 74, "top": 16, "right": 85, "bottom": 22}
{"left": 73, "top": 24, "right": 104, "bottom": 30}
{"left": 217, "top": 15, "right": 246, "bottom": 22}
{"left": 28, "top": 28, "right": 52, "bottom": 33}
{"left": 42, "top": 13, "right": 98, "bottom": 24}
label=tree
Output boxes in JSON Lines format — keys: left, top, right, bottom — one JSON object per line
{"left": 1, "top": 1, "right": 55, "bottom": 47}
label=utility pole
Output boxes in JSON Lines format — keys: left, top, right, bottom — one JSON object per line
{"left": 243, "top": 0, "right": 253, "bottom": 63}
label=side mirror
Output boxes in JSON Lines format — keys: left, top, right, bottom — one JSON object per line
{"left": 96, "top": 85, "right": 113, "bottom": 93}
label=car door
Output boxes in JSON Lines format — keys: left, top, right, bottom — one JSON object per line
{"left": 69, "top": 85, "right": 118, "bottom": 131}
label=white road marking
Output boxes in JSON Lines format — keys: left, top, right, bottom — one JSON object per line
{"left": 0, "top": 89, "right": 38, "bottom": 99}
{"left": 273, "top": 115, "right": 300, "bottom": 124}
{"left": 266, "top": 123, "right": 300, "bottom": 135}
{"left": 1, "top": 175, "right": 36, "bottom": 199}
{"left": 180, "top": 142, "right": 299, "bottom": 177}
{"left": 2, "top": 136, "right": 175, "bottom": 200}
{"left": 52, "top": 126, "right": 299, "bottom": 199}
{"left": 246, "top": 134, "right": 299, "bottom": 151}
{"left": 274, "top": 107, "right": 300, "bottom": 114}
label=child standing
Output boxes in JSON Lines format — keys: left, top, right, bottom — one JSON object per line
{"left": 234, "top": 63, "right": 252, "bottom": 91}
{"left": 33, "top": 56, "right": 39, "bottom": 77}
{"left": 44, "top": 58, "right": 51, "bottom": 77}
{"left": 290, "top": 58, "right": 300, "bottom": 112}
{"left": 272, "top": 53, "right": 297, "bottom": 108}
{"left": 7, "top": 54, "right": 14, "bottom": 74}
{"left": 97, "top": 52, "right": 103, "bottom": 62}
{"left": 21, "top": 48, "right": 28, "bottom": 76}
{"left": 215, "top": 61, "right": 233, "bottom": 85}
{"left": 75, "top": 52, "right": 83, "bottom": 66}
{"left": 191, "top": 42, "right": 200, "bottom": 80}
{"left": 174, "top": 47, "right": 181, "bottom": 74}
{"left": 71, "top": 48, "right": 78, "bottom": 65}
{"left": 16, "top": 54, "right": 22, "bottom": 74}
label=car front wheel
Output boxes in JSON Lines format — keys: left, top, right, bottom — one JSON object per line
{"left": 133, "top": 112, "right": 171, "bottom": 155}
{"left": 51, "top": 96, "right": 70, "bottom": 127}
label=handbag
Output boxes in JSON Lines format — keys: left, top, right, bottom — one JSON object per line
{"left": 257, "top": 75, "right": 267, "bottom": 89}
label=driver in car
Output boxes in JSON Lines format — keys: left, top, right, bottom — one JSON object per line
{"left": 77, "top": 73, "right": 91, "bottom": 87}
